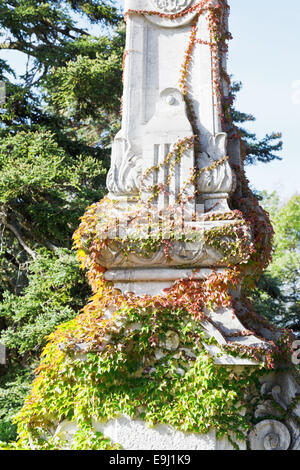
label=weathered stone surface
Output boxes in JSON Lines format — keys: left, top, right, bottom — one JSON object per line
{"left": 107, "top": 0, "right": 236, "bottom": 208}
{"left": 52, "top": 417, "right": 246, "bottom": 450}
{"left": 92, "top": 416, "right": 246, "bottom": 450}
{"left": 249, "top": 420, "right": 291, "bottom": 451}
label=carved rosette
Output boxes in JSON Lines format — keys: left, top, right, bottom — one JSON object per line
{"left": 151, "top": 0, "right": 193, "bottom": 13}
{"left": 147, "top": 0, "right": 197, "bottom": 27}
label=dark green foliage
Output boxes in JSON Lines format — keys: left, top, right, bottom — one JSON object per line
{"left": 0, "top": 249, "right": 91, "bottom": 441}
{"left": 0, "top": 365, "right": 35, "bottom": 442}
{"left": 0, "top": 249, "right": 90, "bottom": 355}
{"left": 0, "top": 0, "right": 124, "bottom": 299}
{"left": 0, "top": 0, "right": 121, "bottom": 69}
{"left": 249, "top": 193, "right": 300, "bottom": 334}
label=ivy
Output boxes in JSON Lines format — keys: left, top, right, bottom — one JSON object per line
{"left": 4, "top": 293, "right": 269, "bottom": 449}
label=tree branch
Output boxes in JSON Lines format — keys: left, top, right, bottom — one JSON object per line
{"left": 0, "top": 41, "right": 20, "bottom": 50}
{"left": 40, "top": 20, "right": 91, "bottom": 39}
{"left": 5, "top": 223, "right": 36, "bottom": 259}
{"left": 44, "top": 240, "right": 59, "bottom": 252}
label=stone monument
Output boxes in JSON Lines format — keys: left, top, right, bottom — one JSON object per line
{"left": 11, "top": 0, "right": 300, "bottom": 451}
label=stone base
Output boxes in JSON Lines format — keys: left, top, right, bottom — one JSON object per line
{"left": 93, "top": 417, "right": 246, "bottom": 450}
{"left": 55, "top": 417, "right": 246, "bottom": 450}
{"left": 104, "top": 267, "right": 224, "bottom": 295}
{"left": 52, "top": 368, "right": 300, "bottom": 451}
{"left": 104, "top": 267, "right": 269, "bottom": 365}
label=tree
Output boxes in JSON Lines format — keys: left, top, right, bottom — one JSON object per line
{"left": 249, "top": 192, "right": 300, "bottom": 333}
{"left": 0, "top": 0, "right": 124, "bottom": 442}
{"left": 0, "top": 0, "right": 124, "bottom": 298}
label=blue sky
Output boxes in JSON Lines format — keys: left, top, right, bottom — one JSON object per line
{"left": 1, "top": 0, "right": 299, "bottom": 201}
{"left": 229, "top": 0, "right": 300, "bottom": 200}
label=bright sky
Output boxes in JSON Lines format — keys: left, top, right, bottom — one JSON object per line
{"left": 229, "top": 0, "right": 300, "bottom": 201}
{"left": 1, "top": 0, "right": 299, "bottom": 201}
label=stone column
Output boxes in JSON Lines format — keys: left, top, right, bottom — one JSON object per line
{"left": 104, "top": 0, "right": 238, "bottom": 294}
